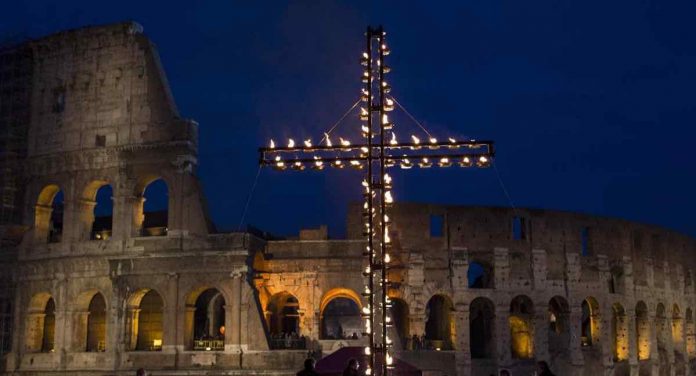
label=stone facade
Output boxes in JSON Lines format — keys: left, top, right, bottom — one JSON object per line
{"left": 0, "top": 22, "right": 695, "bottom": 376}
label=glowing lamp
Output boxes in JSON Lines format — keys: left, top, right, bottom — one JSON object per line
{"left": 459, "top": 156, "right": 473, "bottom": 168}
{"left": 477, "top": 155, "right": 490, "bottom": 168}
{"left": 418, "top": 157, "right": 433, "bottom": 168}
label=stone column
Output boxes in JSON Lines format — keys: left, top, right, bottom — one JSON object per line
{"left": 650, "top": 311, "right": 660, "bottom": 376}
{"left": 162, "top": 273, "right": 179, "bottom": 353}
{"left": 33, "top": 205, "right": 53, "bottom": 243}
{"left": 534, "top": 301, "right": 549, "bottom": 362}
{"left": 493, "top": 248, "right": 510, "bottom": 290}
{"left": 532, "top": 249, "right": 547, "bottom": 290}
{"left": 25, "top": 312, "right": 46, "bottom": 352}
{"left": 453, "top": 302, "right": 471, "bottom": 376}
{"left": 73, "top": 199, "right": 97, "bottom": 241}
{"left": 125, "top": 308, "right": 141, "bottom": 351}
{"left": 410, "top": 312, "right": 425, "bottom": 338}
{"left": 112, "top": 192, "right": 144, "bottom": 239}
{"left": 228, "top": 274, "right": 242, "bottom": 352}
{"left": 183, "top": 306, "right": 196, "bottom": 350}
{"left": 495, "top": 304, "right": 511, "bottom": 367}
{"left": 568, "top": 305, "right": 585, "bottom": 371}
{"left": 72, "top": 310, "right": 90, "bottom": 352}
{"left": 627, "top": 311, "right": 639, "bottom": 376}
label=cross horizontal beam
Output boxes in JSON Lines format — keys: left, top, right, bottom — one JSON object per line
{"left": 259, "top": 140, "right": 494, "bottom": 170}
{"left": 259, "top": 140, "right": 494, "bottom": 153}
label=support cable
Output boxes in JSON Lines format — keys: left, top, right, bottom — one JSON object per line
{"left": 319, "top": 99, "right": 361, "bottom": 144}
{"left": 391, "top": 97, "right": 433, "bottom": 138}
{"left": 237, "top": 165, "right": 263, "bottom": 231}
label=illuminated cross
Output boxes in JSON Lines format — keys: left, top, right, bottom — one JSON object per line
{"left": 258, "top": 26, "right": 494, "bottom": 376}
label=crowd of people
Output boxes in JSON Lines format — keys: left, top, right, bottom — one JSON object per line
{"left": 270, "top": 331, "right": 308, "bottom": 349}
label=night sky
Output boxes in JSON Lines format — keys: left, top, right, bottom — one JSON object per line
{"left": 2, "top": 1, "right": 696, "bottom": 238}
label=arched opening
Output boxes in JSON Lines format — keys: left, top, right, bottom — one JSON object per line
{"left": 91, "top": 184, "right": 113, "bottom": 240}
{"left": 140, "top": 178, "right": 168, "bottom": 237}
{"left": 686, "top": 308, "right": 695, "bottom": 359}
{"left": 425, "top": 295, "right": 454, "bottom": 350}
{"left": 321, "top": 297, "right": 361, "bottom": 340}
{"left": 611, "top": 303, "right": 628, "bottom": 361}
{"left": 190, "top": 288, "right": 225, "bottom": 351}
{"left": 609, "top": 266, "right": 624, "bottom": 294}
{"left": 390, "top": 298, "right": 409, "bottom": 349}
{"left": 581, "top": 297, "right": 600, "bottom": 347}
{"left": 35, "top": 185, "right": 64, "bottom": 243}
{"left": 636, "top": 301, "right": 650, "bottom": 360}
{"left": 470, "top": 297, "right": 495, "bottom": 358}
{"left": 319, "top": 288, "right": 362, "bottom": 341}
{"left": 135, "top": 290, "right": 164, "bottom": 351}
{"left": 673, "top": 304, "right": 684, "bottom": 348}
{"left": 41, "top": 298, "right": 55, "bottom": 352}
{"left": 548, "top": 296, "right": 570, "bottom": 356}
{"left": 509, "top": 295, "right": 534, "bottom": 359}
{"left": 266, "top": 292, "right": 303, "bottom": 349}
{"left": 468, "top": 261, "right": 493, "bottom": 288}
{"left": 86, "top": 293, "right": 106, "bottom": 352}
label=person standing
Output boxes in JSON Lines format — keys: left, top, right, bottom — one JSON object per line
{"left": 342, "top": 358, "right": 360, "bottom": 376}
{"left": 536, "top": 361, "right": 555, "bottom": 376}
{"left": 297, "top": 358, "right": 319, "bottom": 376}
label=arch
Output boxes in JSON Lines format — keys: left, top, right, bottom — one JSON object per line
{"left": 468, "top": 261, "right": 493, "bottom": 289}
{"left": 390, "top": 298, "right": 410, "bottom": 349}
{"left": 87, "top": 182, "right": 113, "bottom": 240}
{"left": 25, "top": 293, "right": 55, "bottom": 352}
{"left": 611, "top": 303, "right": 629, "bottom": 361}
{"left": 128, "top": 289, "right": 164, "bottom": 351}
{"left": 266, "top": 291, "right": 300, "bottom": 337}
{"left": 581, "top": 297, "right": 600, "bottom": 347}
{"left": 138, "top": 178, "right": 169, "bottom": 237}
{"left": 35, "top": 185, "right": 64, "bottom": 243}
{"left": 186, "top": 288, "right": 225, "bottom": 351}
{"left": 673, "top": 303, "right": 684, "bottom": 348}
{"left": 319, "top": 288, "right": 362, "bottom": 313}
{"left": 425, "top": 294, "right": 454, "bottom": 350}
{"left": 636, "top": 301, "right": 651, "bottom": 360}
{"left": 86, "top": 293, "right": 106, "bottom": 352}
{"left": 470, "top": 297, "right": 495, "bottom": 359}
{"left": 509, "top": 295, "right": 534, "bottom": 359}
{"left": 548, "top": 296, "right": 570, "bottom": 355}
{"left": 320, "top": 296, "right": 361, "bottom": 340}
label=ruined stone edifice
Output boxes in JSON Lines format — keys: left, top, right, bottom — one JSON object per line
{"left": 0, "top": 22, "right": 694, "bottom": 376}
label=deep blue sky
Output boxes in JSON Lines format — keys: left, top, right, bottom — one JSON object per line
{"left": 3, "top": 1, "right": 696, "bottom": 237}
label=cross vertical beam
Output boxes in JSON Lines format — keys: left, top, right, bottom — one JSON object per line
{"left": 258, "top": 25, "right": 495, "bottom": 376}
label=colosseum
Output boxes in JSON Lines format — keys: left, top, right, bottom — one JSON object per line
{"left": 0, "top": 22, "right": 694, "bottom": 376}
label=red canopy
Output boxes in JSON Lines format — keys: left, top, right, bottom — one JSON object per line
{"left": 316, "top": 347, "right": 421, "bottom": 376}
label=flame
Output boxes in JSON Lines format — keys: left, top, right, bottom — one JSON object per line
{"left": 385, "top": 253, "right": 391, "bottom": 263}
{"left": 384, "top": 173, "right": 392, "bottom": 185}
{"left": 429, "top": 137, "right": 437, "bottom": 144}
{"left": 340, "top": 137, "right": 351, "bottom": 146}
{"left": 304, "top": 139, "right": 312, "bottom": 148}
{"left": 288, "top": 139, "right": 295, "bottom": 148}
{"left": 411, "top": 135, "right": 420, "bottom": 144}
{"left": 385, "top": 191, "right": 393, "bottom": 204}
{"left": 269, "top": 139, "right": 275, "bottom": 149}
{"left": 386, "top": 98, "right": 394, "bottom": 106}
{"left": 449, "top": 137, "right": 456, "bottom": 143}
{"left": 362, "top": 125, "right": 370, "bottom": 133}
{"left": 363, "top": 52, "right": 368, "bottom": 59}
{"left": 390, "top": 133, "right": 397, "bottom": 145}
{"left": 382, "top": 114, "right": 389, "bottom": 124}
{"left": 324, "top": 133, "right": 332, "bottom": 147}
